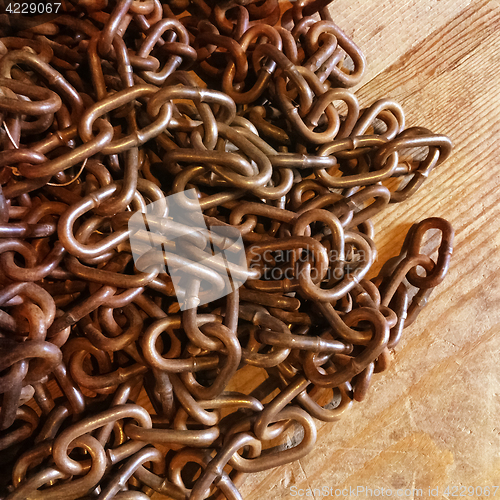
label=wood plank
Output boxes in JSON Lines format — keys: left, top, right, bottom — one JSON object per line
{"left": 326, "top": 0, "right": 475, "bottom": 89}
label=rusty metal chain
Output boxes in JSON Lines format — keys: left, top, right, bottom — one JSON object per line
{"left": 0, "top": 0, "right": 453, "bottom": 498}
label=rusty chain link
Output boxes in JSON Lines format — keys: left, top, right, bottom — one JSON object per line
{"left": 0, "top": 0, "right": 453, "bottom": 498}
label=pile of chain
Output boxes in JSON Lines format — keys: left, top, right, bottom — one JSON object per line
{"left": 0, "top": 0, "right": 454, "bottom": 498}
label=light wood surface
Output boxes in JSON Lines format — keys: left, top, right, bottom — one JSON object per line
{"left": 237, "top": 1, "right": 500, "bottom": 498}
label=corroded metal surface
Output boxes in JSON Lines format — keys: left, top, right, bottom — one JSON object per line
{"left": 0, "top": 0, "right": 453, "bottom": 498}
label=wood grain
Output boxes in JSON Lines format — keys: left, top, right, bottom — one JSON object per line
{"left": 237, "top": 1, "right": 500, "bottom": 498}
{"left": 320, "top": 0, "right": 475, "bottom": 90}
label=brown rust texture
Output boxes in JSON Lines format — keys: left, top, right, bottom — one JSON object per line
{"left": 0, "top": 0, "right": 485, "bottom": 498}
{"left": 238, "top": 1, "right": 500, "bottom": 498}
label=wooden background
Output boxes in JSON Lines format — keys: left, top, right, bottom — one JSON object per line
{"left": 237, "top": 0, "right": 500, "bottom": 498}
